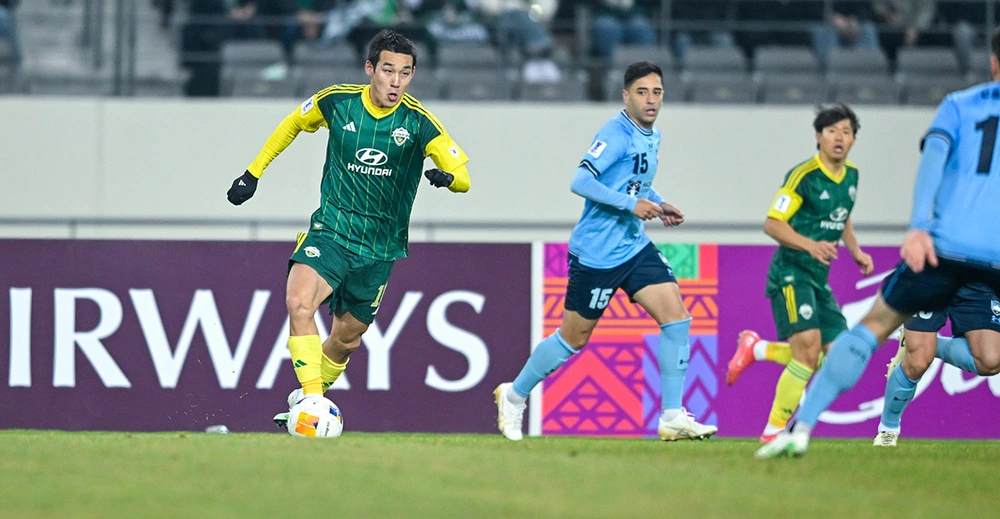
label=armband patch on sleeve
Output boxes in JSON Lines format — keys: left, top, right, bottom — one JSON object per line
{"left": 587, "top": 140, "right": 607, "bottom": 158}
{"left": 300, "top": 97, "right": 315, "bottom": 115}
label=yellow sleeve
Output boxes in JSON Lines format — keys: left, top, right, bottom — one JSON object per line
{"left": 425, "top": 133, "right": 471, "bottom": 193}
{"left": 766, "top": 187, "right": 803, "bottom": 221}
{"left": 246, "top": 96, "right": 328, "bottom": 178}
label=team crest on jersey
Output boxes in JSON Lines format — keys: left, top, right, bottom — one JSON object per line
{"left": 849, "top": 185, "right": 857, "bottom": 201}
{"left": 918, "top": 311, "right": 933, "bottom": 319}
{"left": 626, "top": 180, "right": 641, "bottom": 197}
{"left": 992, "top": 300, "right": 1000, "bottom": 321}
{"left": 391, "top": 127, "right": 410, "bottom": 146}
{"left": 799, "top": 304, "right": 814, "bottom": 320}
{"left": 304, "top": 246, "right": 321, "bottom": 258}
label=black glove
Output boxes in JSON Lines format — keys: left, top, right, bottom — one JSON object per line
{"left": 227, "top": 170, "right": 258, "bottom": 205}
{"left": 424, "top": 168, "right": 454, "bottom": 189}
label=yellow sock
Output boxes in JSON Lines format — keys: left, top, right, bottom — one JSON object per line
{"left": 321, "top": 354, "right": 348, "bottom": 392}
{"left": 767, "top": 359, "right": 815, "bottom": 431}
{"left": 288, "top": 335, "right": 323, "bottom": 395}
{"left": 765, "top": 341, "right": 792, "bottom": 365}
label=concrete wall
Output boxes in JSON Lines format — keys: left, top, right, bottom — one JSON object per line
{"left": 0, "top": 98, "right": 935, "bottom": 244}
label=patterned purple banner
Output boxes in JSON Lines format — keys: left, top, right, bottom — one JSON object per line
{"left": 717, "top": 245, "right": 1000, "bottom": 439}
{"left": 0, "top": 240, "right": 531, "bottom": 433}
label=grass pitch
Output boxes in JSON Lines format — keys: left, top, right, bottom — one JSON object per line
{"left": 1, "top": 430, "right": 995, "bottom": 518}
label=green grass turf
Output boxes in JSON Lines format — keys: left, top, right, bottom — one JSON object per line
{"left": 0, "top": 430, "right": 995, "bottom": 518}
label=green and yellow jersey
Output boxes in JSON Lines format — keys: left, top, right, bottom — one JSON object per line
{"left": 247, "top": 84, "right": 470, "bottom": 261}
{"left": 764, "top": 154, "right": 859, "bottom": 296}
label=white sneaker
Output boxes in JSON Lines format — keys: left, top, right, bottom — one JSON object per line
{"left": 886, "top": 332, "right": 907, "bottom": 379}
{"left": 657, "top": 408, "right": 718, "bottom": 441}
{"left": 873, "top": 430, "right": 899, "bottom": 447}
{"left": 754, "top": 428, "right": 810, "bottom": 458}
{"left": 494, "top": 383, "right": 526, "bottom": 441}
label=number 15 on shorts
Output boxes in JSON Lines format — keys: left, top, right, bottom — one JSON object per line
{"left": 589, "top": 288, "right": 613, "bottom": 310}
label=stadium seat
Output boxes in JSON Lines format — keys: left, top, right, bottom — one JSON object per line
{"left": 827, "top": 47, "right": 889, "bottom": 75}
{"left": 228, "top": 68, "right": 296, "bottom": 98}
{"left": 686, "top": 72, "right": 756, "bottom": 104}
{"left": 901, "top": 76, "right": 971, "bottom": 106}
{"left": 519, "top": 75, "right": 588, "bottom": 102}
{"left": 222, "top": 40, "right": 286, "bottom": 68}
{"left": 293, "top": 41, "right": 357, "bottom": 68}
{"left": 611, "top": 44, "right": 675, "bottom": 71}
{"left": 754, "top": 45, "right": 821, "bottom": 74}
{"left": 683, "top": 46, "right": 748, "bottom": 74}
{"left": 896, "top": 47, "right": 961, "bottom": 77}
{"left": 297, "top": 66, "right": 369, "bottom": 97}
{"left": 829, "top": 74, "right": 897, "bottom": 104}
{"left": 437, "top": 43, "right": 502, "bottom": 69}
{"left": 442, "top": 69, "right": 512, "bottom": 101}
{"left": 759, "top": 73, "right": 826, "bottom": 104}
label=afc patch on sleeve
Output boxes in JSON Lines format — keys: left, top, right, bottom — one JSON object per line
{"left": 300, "top": 96, "right": 315, "bottom": 115}
{"left": 448, "top": 146, "right": 460, "bottom": 158}
{"left": 773, "top": 194, "right": 792, "bottom": 214}
{"left": 587, "top": 140, "right": 607, "bottom": 158}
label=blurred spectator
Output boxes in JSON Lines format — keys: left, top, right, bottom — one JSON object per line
{"left": 0, "top": 0, "right": 20, "bottom": 68}
{"left": 181, "top": 0, "right": 229, "bottom": 96}
{"left": 938, "top": 0, "right": 988, "bottom": 73}
{"left": 734, "top": 0, "right": 823, "bottom": 58}
{"left": 422, "top": 0, "right": 489, "bottom": 45}
{"left": 591, "top": 0, "right": 656, "bottom": 60}
{"left": 344, "top": 1, "right": 434, "bottom": 66}
{"left": 476, "top": 0, "right": 561, "bottom": 83}
{"left": 874, "top": 0, "right": 940, "bottom": 61}
{"left": 811, "top": 2, "right": 880, "bottom": 65}
{"left": 672, "top": 1, "right": 735, "bottom": 68}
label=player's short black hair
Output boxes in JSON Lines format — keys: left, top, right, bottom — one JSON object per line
{"left": 367, "top": 29, "right": 417, "bottom": 68}
{"left": 813, "top": 103, "right": 860, "bottom": 134}
{"left": 991, "top": 27, "right": 1000, "bottom": 59}
{"left": 624, "top": 61, "right": 663, "bottom": 90}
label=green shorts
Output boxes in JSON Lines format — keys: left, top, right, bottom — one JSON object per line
{"left": 769, "top": 282, "right": 847, "bottom": 345}
{"left": 288, "top": 231, "right": 394, "bottom": 324}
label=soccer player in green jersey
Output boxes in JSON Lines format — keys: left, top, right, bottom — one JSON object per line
{"left": 725, "top": 104, "right": 874, "bottom": 443}
{"left": 225, "top": 29, "right": 471, "bottom": 429}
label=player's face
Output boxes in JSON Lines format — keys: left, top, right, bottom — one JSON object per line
{"left": 366, "top": 50, "right": 414, "bottom": 108}
{"left": 622, "top": 74, "right": 663, "bottom": 128}
{"left": 816, "top": 119, "right": 856, "bottom": 162}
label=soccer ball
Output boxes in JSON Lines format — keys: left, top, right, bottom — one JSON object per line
{"left": 287, "top": 395, "right": 343, "bottom": 438}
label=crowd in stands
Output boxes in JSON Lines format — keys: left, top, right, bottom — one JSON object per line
{"left": 2, "top": 1, "right": 1000, "bottom": 101}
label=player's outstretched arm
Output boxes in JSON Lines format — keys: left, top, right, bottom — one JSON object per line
{"left": 227, "top": 97, "right": 327, "bottom": 206}
{"left": 764, "top": 217, "right": 838, "bottom": 266}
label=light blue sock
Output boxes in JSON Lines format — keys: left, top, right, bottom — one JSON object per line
{"left": 880, "top": 364, "right": 918, "bottom": 430}
{"left": 937, "top": 336, "right": 978, "bottom": 374}
{"left": 796, "top": 324, "right": 880, "bottom": 429}
{"left": 512, "top": 330, "right": 577, "bottom": 398}
{"left": 659, "top": 318, "right": 692, "bottom": 410}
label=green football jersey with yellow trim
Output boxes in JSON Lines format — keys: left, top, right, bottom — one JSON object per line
{"left": 764, "top": 155, "right": 860, "bottom": 295}
{"left": 305, "top": 84, "right": 468, "bottom": 261}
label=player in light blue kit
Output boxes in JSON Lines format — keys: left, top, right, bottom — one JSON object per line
{"left": 493, "top": 62, "right": 717, "bottom": 442}
{"left": 757, "top": 29, "right": 1000, "bottom": 459}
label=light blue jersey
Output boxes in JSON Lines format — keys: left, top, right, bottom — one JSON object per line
{"left": 918, "top": 81, "right": 1000, "bottom": 264}
{"left": 569, "top": 111, "right": 661, "bottom": 269}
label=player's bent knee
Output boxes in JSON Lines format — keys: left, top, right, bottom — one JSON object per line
{"left": 974, "top": 352, "right": 1000, "bottom": 376}
{"left": 285, "top": 294, "right": 317, "bottom": 321}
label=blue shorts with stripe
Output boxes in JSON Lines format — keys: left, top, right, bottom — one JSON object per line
{"left": 564, "top": 242, "right": 677, "bottom": 320}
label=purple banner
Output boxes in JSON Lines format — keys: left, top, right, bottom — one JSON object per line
{"left": 0, "top": 240, "right": 531, "bottom": 433}
{"left": 717, "top": 244, "right": 1000, "bottom": 439}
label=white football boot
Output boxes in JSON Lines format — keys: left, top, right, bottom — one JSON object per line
{"left": 755, "top": 427, "right": 810, "bottom": 459}
{"left": 494, "top": 383, "right": 526, "bottom": 441}
{"left": 873, "top": 430, "right": 899, "bottom": 447}
{"left": 657, "top": 408, "right": 718, "bottom": 441}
